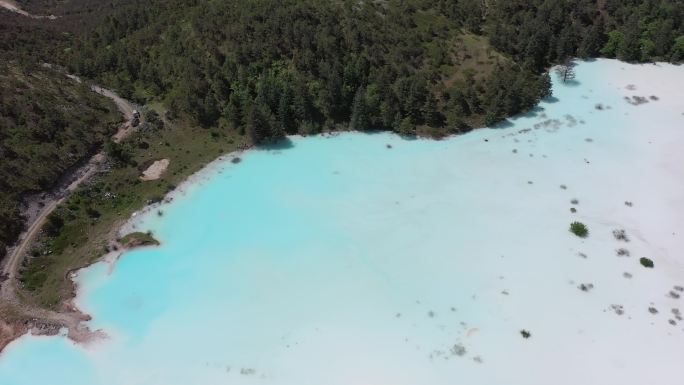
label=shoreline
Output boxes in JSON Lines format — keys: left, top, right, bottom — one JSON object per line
{"left": 0, "top": 233, "right": 162, "bottom": 354}
{"left": 0, "top": 130, "right": 409, "bottom": 354}
{"left": 0, "top": 140, "right": 250, "bottom": 354}
{"left": 0, "top": 123, "right": 537, "bottom": 354}
{"left": 0, "top": 58, "right": 681, "bottom": 358}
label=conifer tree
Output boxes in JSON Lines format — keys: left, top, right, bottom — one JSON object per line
{"left": 350, "top": 87, "right": 368, "bottom": 130}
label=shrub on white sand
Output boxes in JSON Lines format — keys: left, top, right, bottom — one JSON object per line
{"left": 570, "top": 222, "right": 589, "bottom": 238}
{"left": 640, "top": 257, "right": 654, "bottom": 268}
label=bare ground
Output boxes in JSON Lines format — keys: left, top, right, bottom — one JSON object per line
{"left": 139, "top": 159, "right": 170, "bottom": 181}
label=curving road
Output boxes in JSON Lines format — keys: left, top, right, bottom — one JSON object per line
{"left": 91, "top": 85, "right": 135, "bottom": 141}
{"left": 0, "top": 79, "right": 136, "bottom": 303}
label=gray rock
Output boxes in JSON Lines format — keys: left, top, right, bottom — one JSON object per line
{"left": 610, "top": 304, "right": 625, "bottom": 315}
{"left": 578, "top": 283, "right": 594, "bottom": 292}
{"left": 451, "top": 344, "right": 467, "bottom": 357}
{"left": 613, "top": 229, "right": 629, "bottom": 242}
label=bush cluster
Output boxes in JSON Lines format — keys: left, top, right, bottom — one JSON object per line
{"left": 570, "top": 222, "right": 589, "bottom": 238}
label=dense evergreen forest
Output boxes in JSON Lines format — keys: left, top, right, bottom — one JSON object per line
{"left": 66, "top": 0, "right": 683, "bottom": 144}
{"left": 0, "top": 0, "right": 683, "bottom": 260}
{"left": 485, "top": 0, "right": 684, "bottom": 68}
{"left": 68, "top": 0, "right": 553, "bottom": 141}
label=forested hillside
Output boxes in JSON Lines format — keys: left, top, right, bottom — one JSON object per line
{"left": 0, "top": 62, "right": 120, "bottom": 259}
{"left": 484, "top": 0, "right": 684, "bottom": 69}
{"left": 65, "top": 0, "right": 683, "bottom": 145}
{"left": 1, "top": 0, "right": 683, "bottom": 264}
{"left": 0, "top": 8, "right": 121, "bottom": 259}
{"left": 67, "top": 0, "right": 552, "bottom": 143}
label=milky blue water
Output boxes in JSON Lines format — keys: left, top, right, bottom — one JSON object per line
{"left": 1, "top": 60, "right": 683, "bottom": 385}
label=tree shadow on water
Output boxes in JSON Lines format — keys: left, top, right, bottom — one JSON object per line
{"left": 558, "top": 79, "right": 582, "bottom": 87}
{"left": 516, "top": 106, "right": 547, "bottom": 119}
{"left": 259, "top": 137, "right": 295, "bottom": 152}
{"left": 397, "top": 133, "right": 419, "bottom": 141}
{"left": 490, "top": 119, "right": 515, "bottom": 129}
{"left": 359, "top": 129, "right": 419, "bottom": 142}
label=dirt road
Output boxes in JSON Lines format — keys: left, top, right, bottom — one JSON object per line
{"left": 91, "top": 85, "right": 136, "bottom": 141}
{"left": 0, "top": 0, "right": 57, "bottom": 19}
{"left": 0, "top": 74, "right": 137, "bottom": 352}
{"left": 0, "top": 154, "right": 105, "bottom": 300}
{"left": 0, "top": 79, "right": 136, "bottom": 304}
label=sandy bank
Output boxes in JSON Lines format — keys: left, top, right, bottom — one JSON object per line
{"left": 139, "top": 159, "right": 170, "bottom": 181}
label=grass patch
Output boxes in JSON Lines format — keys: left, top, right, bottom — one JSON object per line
{"left": 569, "top": 222, "right": 589, "bottom": 238}
{"left": 119, "top": 232, "right": 159, "bottom": 248}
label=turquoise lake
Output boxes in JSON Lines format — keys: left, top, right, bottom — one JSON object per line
{"left": 1, "top": 59, "right": 684, "bottom": 384}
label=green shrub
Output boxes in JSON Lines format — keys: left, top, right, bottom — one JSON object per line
{"left": 640, "top": 257, "right": 654, "bottom": 268}
{"left": 569, "top": 222, "right": 588, "bottom": 238}
{"left": 119, "top": 231, "right": 160, "bottom": 247}
{"left": 44, "top": 212, "right": 65, "bottom": 236}
{"left": 144, "top": 109, "right": 164, "bottom": 130}
{"left": 105, "top": 141, "right": 132, "bottom": 168}
{"left": 85, "top": 207, "right": 101, "bottom": 219}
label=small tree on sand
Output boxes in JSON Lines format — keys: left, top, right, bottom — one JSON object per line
{"left": 555, "top": 58, "right": 576, "bottom": 83}
{"left": 570, "top": 221, "right": 588, "bottom": 238}
{"left": 640, "top": 257, "right": 654, "bottom": 268}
